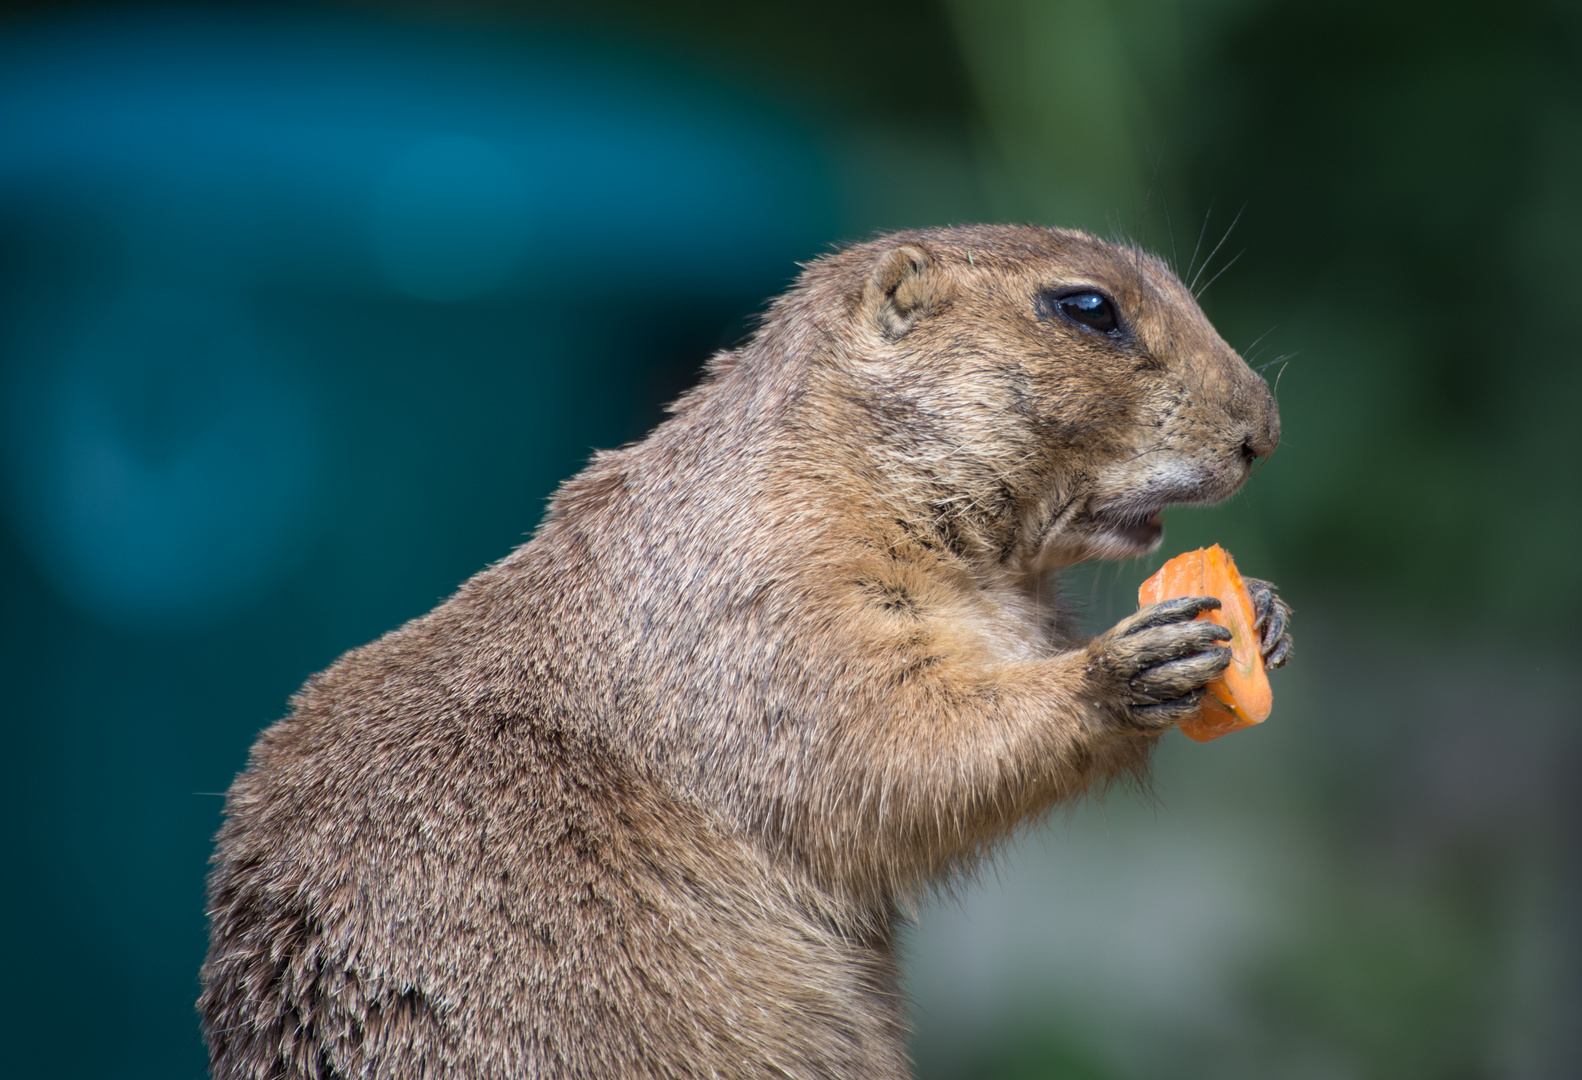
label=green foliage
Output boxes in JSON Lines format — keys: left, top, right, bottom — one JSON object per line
{"left": 1242, "top": 877, "right": 1496, "bottom": 1078}
{"left": 922, "top": 1031, "right": 1122, "bottom": 1080}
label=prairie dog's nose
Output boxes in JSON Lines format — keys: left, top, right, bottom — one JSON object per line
{"left": 1241, "top": 379, "right": 1281, "bottom": 460}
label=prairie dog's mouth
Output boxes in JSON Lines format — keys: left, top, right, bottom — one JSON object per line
{"left": 1037, "top": 455, "right": 1246, "bottom": 567}
{"left": 1090, "top": 507, "right": 1165, "bottom": 554}
{"left": 1079, "top": 453, "right": 1251, "bottom": 556}
{"left": 1035, "top": 503, "right": 1168, "bottom": 568}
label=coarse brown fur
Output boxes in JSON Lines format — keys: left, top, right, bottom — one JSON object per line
{"left": 201, "top": 225, "right": 1290, "bottom": 1079}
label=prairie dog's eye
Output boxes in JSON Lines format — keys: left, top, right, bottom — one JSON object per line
{"left": 1053, "top": 290, "right": 1119, "bottom": 334}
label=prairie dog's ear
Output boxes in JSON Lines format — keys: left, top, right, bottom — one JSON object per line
{"left": 862, "top": 244, "right": 948, "bottom": 338}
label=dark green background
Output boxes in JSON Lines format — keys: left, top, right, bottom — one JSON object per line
{"left": 1, "top": 1, "right": 1578, "bottom": 1077}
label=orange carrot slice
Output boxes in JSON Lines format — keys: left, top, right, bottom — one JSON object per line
{"left": 1137, "top": 545, "right": 1271, "bottom": 742}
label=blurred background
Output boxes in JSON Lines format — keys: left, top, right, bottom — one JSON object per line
{"left": 1, "top": 1, "right": 1578, "bottom": 1076}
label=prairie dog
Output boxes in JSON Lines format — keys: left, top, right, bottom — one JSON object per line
{"left": 201, "top": 225, "right": 1292, "bottom": 1079}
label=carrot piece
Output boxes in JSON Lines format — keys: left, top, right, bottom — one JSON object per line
{"left": 1136, "top": 544, "right": 1272, "bottom": 742}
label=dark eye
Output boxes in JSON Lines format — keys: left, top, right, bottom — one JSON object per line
{"left": 1054, "top": 290, "right": 1119, "bottom": 334}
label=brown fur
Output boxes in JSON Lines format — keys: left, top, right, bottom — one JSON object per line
{"left": 201, "top": 225, "right": 1285, "bottom": 1078}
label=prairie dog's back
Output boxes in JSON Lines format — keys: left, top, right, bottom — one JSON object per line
{"left": 204, "top": 628, "right": 908, "bottom": 1077}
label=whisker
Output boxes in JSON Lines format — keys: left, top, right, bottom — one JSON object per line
{"left": 1189, "top": 201, "right": 1246, "bottom": 295}
{"left": 1241, "top": 325, "right": 1277, "bottom": 359}
{"left": 1186, "top": 201, "right": 1214, "bottom": 284}
{"left": 1272, "top": 357, "right": 1294, "bottom": 399}
{"left": 1117, "top": 445, "right": 1174, "bottom": 466}
{"left": 1193, "top": 247, "right": 1244, "bottom": 299}
{"left": 1133, "top": 147, "right": 1165, "bottom": 266}
{"left": 1162, "top": 191, "right": 1179, "bottom": 275}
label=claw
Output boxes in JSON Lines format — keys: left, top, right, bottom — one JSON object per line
{"left": 1242, "top": 576, "right": 1291, "bottom": 667}
{"left": 1126, "top": 642, "right": 1230, "bottom": 706}
{"left": 1131, "top": 688, "right": 1206, "bottom": 728}
{"left": 1125, "top": 595, "right": 1222, "bottom": 634}
{"left": 1265, "top": 636, "right": 1292, "bottom": 670}
{"left": 1132, "top": 646, "right": 1232, "bottom": 701}
{"left": 1246, "top": 577, "right": 1274, "bottom": 628}
{"left": 1260, "top": 602, "right": 1287, "bottom": 653}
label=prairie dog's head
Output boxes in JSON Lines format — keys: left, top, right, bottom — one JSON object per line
{"left": 783, "top": 225, "right": 1279, "bottom": 570}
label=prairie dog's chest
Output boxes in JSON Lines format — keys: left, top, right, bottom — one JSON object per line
{"left": 929, "top": 574, "right": 1062, "bottom": 665}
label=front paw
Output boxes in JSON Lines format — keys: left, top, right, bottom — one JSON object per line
{"left": 1243, "top": 578, "right": 1293, "bottom": 669}
{"left": 1086, "top": 597, "right": 1233, "bottom": 731}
